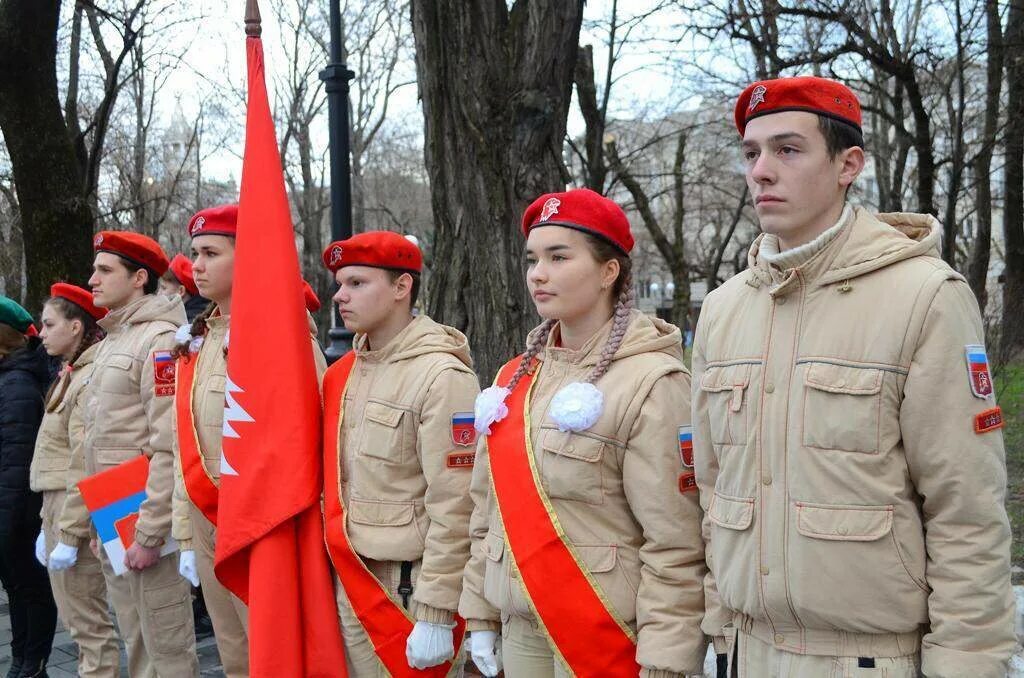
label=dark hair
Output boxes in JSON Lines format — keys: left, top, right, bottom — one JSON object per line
{"left": 115, "top": 256, "right": 159, "bottom": 295}
{"left": 386, "top": 270, "right": 421, "bottom": 308}
{"left": 171, "top": 301, "right": 218, "bottom": 360}
{"left": 43, "top": 296, "right": 105, "bottom": 411}
{"left": 818, "top": 115, "right": 864, "bottom": 159}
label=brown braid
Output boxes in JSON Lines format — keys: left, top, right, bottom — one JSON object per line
{"left": 503, "top": 319, "right": 556, "bottom": 393}
{"left": 171, "top": 301, "right": 218, "bottom": 359}
{"left": 43, "top": 298, "right": 105, "bottom": 412}
{"left": 585, "top": 269, "right": 635, "bottom": 385}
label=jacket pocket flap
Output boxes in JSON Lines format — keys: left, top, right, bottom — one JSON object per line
{"left": 107, "top": 354, "right": 135, "bottom": 371}
{"left": 484, "top": 531, "right": 505, "bottom": 562}
{"left": 804, "top": 363, "right": 882, "bottom": 395}
{"left": 144, "top": 582, "right": 187, "bottom": 610}
{"left": 573, "top": 544, "right": 617, "bottom": 573}
{"left": 206, "top": 375, "right": 226, "bottom": 393}
{"left": 95, "top": 448, "right": 140, "bottom": 466}
{"left": 708, "top": 492, "right": 754, "bottom": 530}
{"left": 795, "top": 503, "right": 893, "bottom": 541}
{"left": 700, "top": 363, "right": 751, "bottom": 393}
{"left": 541, "top": 430, "right": 604, "bottom": 462}
{"left": 348, "top": 499, "right": 414, "bottom": 527}
{"left": 364, "top": 402, "right": 404, "bottom": 428}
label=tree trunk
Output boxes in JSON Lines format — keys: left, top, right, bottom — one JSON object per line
{"left": 410, "top": 0, "right": 584, "bottom": 382}
{"left": 967, "top": 0, "right": 1004, "bottom": 311}
{"left": 0, "top": 0, "right": 94, "bottom": 313}
{"left": 1001, "top": 0, "right": 1024, "bottom": 361}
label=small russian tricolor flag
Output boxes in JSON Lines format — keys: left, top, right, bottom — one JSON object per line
{"left": 679, "top": 426, "right": 694, "bottom": 467}
{"left": 965, "top": 344, "right": 993, "bottom": 398}
{"left": 451, "top": 412, "right": 477, "bottom": 447}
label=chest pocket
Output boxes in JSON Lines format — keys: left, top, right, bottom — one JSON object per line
{"left": 801, "top": 362, "right": 884, "bottom": 454}
{"left": 539, "top": 428, "right": 606, "bottom": 505}
{"left": 700, "top": 363, "right": 755, "bottom": 447}
{"left": 98, "top": 354, "right": 137, "bottom": 395}
{"left": 359, "top": 401, "right": 410, "bottom": 464}
{"left": 200, "top": 375, "right": 226, "bottom": 428}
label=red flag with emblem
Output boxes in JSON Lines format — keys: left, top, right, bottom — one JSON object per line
{"left": 213, "top": 8, "right": 346, "bottom": 676}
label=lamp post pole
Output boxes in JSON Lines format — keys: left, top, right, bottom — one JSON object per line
{"left": 320, "top": 0, "right": 355, "bottom": 363}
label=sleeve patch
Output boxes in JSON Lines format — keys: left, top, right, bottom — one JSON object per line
{"left": 678, "top": 425, "right": 693, "bottom": 467}
{"left": 678, "top": 471, "right": 697, "bottom": 494}
{"left": 446, "top": 451, "right": 475, "bottom": 469}
{"left": 974, "top": 407, "right": 1004, "bottom": 434}
{"left": 965, "top": 344, "right": 994, "bottom": 399}
{"left": 451, "top": 412, "right": 477, "bottom": 447}
{"left": 153, "top": 351, "right": 176, "bottom": 397}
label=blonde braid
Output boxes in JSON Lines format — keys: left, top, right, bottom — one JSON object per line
{"left": 585, "top": 270, "right": 634, "bottom": 385}
{"left": 504, "top": 319, "right": 556, "bottom": 393}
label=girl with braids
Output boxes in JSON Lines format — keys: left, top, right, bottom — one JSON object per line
{"left": 460, "top": 189, "right": 708, "bottom": 678}
{"left": 32, "top": 283, "right": 119, "bottom": 677}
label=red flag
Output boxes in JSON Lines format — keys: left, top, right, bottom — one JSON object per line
{"left": 213, "top": 29, "right": 347, "bottom": 678}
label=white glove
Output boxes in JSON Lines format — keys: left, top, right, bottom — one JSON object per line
{"left": 469, "top": 630, "right": 501, "bottom": 677}
{"left": 405, "top": 620, "right": 455, "bottom": 670}
{"left": 48, "top": 542, "right": 78, "bottom": 571}
{"left": 35, "top": 531, "right": 47, "bottom": 567}
{"left": 178, "top": 550, "right": 200, "bottom": 587}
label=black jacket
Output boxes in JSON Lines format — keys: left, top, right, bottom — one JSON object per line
{"left": 0, "top": 338, "right": 50, "bottom": 534}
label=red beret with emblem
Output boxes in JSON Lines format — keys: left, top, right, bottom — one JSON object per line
{"left": 187, "top": 204, "right": 238, "bottom": 239}
{"left": 168, "top": 255, "right": 199, "bottom": 296}
{"left": 321, "top": 231, "right": 422, "bottom": 274}
{"left": 521, "top": 188, "right": 634, "bottom": 254}
{"left": 735, "top": 76, "right": 861, "bottom": 136}
{"left": 302, "top": 280, "right": 320, "bottom": 312}
{"left": 93, "top": 230, "right": 170, "bottom": 277}
{"left": 49, "top": 282, "right": 106, "bottom": 321}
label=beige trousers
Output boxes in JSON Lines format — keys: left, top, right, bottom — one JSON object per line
{"left": 41, "top": 490, "right": 120, "bottom": 677}
{"left": 499, "top": 613, "right": 571, "bottom": 678}
{"left": 100, "top": 545, "right": 198, "bottom": 677}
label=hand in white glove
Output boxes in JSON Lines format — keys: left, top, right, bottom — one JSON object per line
{"left": 178, "top": 550, "right": 199, "bottom": 587}
{"left": 469, "top": 630, "right": 501, "bottom": 677}
{"left": 405, "top": 620, "right": 455, "bottom": 670}
{"left": 48, "top": 543, "right": 78, "bottom": 571}
{"left": 35, "top": 531, "right": 47, "bottom": 567}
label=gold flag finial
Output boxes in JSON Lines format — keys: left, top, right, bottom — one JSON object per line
{"left": 245, "top": 0, "right": 262, "bottom": 37}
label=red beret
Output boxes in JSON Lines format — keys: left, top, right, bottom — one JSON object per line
{"left": 521, "top": 188, "right": 633, "bottom": 254}
{"left": 168, "top": 255, "right": 199, "bottom": 296}
{"left": 322, "top": 231, "right": 422, "bottom": 274}
{"left": 735, "top": 76, "right": 861, "bottom": 136}
{"left": 93, "top": 231, "right": 170, "bottom": 277}
{"left": 49, "top": 283, "right": 106, "bottom": 321}
{"left": 302, "top": 280, "right": 320, "bottom": 312}
{"left": 188, "top": 204, "right": 238, "bottom": 239}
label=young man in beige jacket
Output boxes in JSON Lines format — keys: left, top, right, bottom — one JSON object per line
{"left": 320, "top": 230, "right": 481, "bottom": 676}
{"left": 693, "top": 76, "right": 1015, "bottom": 678}
{"left": 52, "top": 231, "right": 199, "bottom": 677}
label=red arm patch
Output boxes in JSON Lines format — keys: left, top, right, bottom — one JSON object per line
{"left": 152, "top": 351, "right": 176, "bottom": 396}
{"left": 974, "top": 407, "right": 1004, "bottom": 434}
{"left": 446, "top": 451, "right": 475, "bottom": 469}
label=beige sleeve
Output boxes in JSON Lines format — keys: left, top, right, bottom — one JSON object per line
{"left": 135, "top": 331, "right": 178, "bottom": 548}
{"left": 410, "top": 365, "right": 480, "bottom": 624}
{"left": 625, "top": 371, "right": 708, "bottom": 676}
{"left": 57, "top": 390, "right": 92, "bottom": 548}
{"left": 690, "top": 312, "right": 731, "bottom": 648}
{"left": 171, "top": 398, "right": 193, "bottom": 551}
{"left": 900, "top": 279, "right": 1015, "bottom": 678}
{"left": 457, "top": 433, "right": 501, "bottom": 630}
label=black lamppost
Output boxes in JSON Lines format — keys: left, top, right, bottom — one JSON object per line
{"left": 320, "top": 0, "right": 355, "bottom": 363}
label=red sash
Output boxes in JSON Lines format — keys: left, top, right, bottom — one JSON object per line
{"left": 322, "top": 352, "right": 466, "bottom": 677}
{"left": 174, "top": 355, "right": 219, "bottom": 524}
{"left": 489, "top": 356, "right": 639, "bottom": 676}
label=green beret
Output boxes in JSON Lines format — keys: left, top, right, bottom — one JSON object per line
{"left": 0, "top": 296, "right": 34, "bottom": 334}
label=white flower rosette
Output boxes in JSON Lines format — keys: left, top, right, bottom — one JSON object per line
{"left": 473, "top": 386, "right": 511, "bottom": 435}
{"left": 548, "top": 381, "right": 603, "bottom": 432}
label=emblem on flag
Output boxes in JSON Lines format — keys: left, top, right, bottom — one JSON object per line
{"left": 965, "top": 344, "right": 993, "bottom": 399}
{"left": 749, "top": 85, "right": 767, "bottom": 111}
{"left": 152, "top": 351, "right": 176, "bottom": 397}
{"left": 539, "top": 197, "right": 561, "bottom": 222}
{"left": 678, "top": 425, "right": 693, "bottom": 468}
{"left": 451, "top": 412, "right": 476, "bottom": 447}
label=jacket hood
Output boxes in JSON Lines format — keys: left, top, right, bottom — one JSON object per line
{"left": 101, "top": 293, "right": 186, "bottom": 331}
{"left": 531, "top": 309, "right": 684, "bottom": 367}
{"left": 357, "top": 315, "right": 473, "bottom": 369}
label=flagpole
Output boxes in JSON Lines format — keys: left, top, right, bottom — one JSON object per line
{"left": 320, "top": 0, "right": 356, "bottom": 363}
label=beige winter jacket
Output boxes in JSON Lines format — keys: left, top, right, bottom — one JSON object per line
{"left": 57, "top": 294, "right": 186, "bottom": 549}
{"left": 330, "top": 315, "right": 480, "bottom": 624}
{"left": 692, "top": 207, "right": 1015, "bottom": 677}
{"left": 30, "top": 342, "right": 101, "bottom": 493}
{"left": 459, "top": 311, "right": 708, "bottom": 677}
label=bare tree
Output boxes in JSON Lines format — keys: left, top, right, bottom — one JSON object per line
{"left": 1002, "top": 0, "right": 1024, "bottom": 360}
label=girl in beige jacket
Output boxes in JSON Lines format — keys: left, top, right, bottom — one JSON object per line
{"left": 461, "top": 189, "right": 708, "bottom": 678}
{"left": 32, "top": 283, "right": 119, "bottom": 677}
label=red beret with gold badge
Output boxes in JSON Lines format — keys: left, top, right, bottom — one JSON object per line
{"left": 187, "top": 204, "right": 238, "bottom": 239}
{"left": 93, "top": 231, "right": 170, "bottom": 276}
{"left": 50, "top": 282, "right": 106, "bottom": 321}
{"left": 521, "top": 188, "right": 634, "bottom": 254}
{"left": 734, "top": 76, "right": 862, "bottom": 136}
{"left": 322, "top": 231, "right": 422, "bottom": 274}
